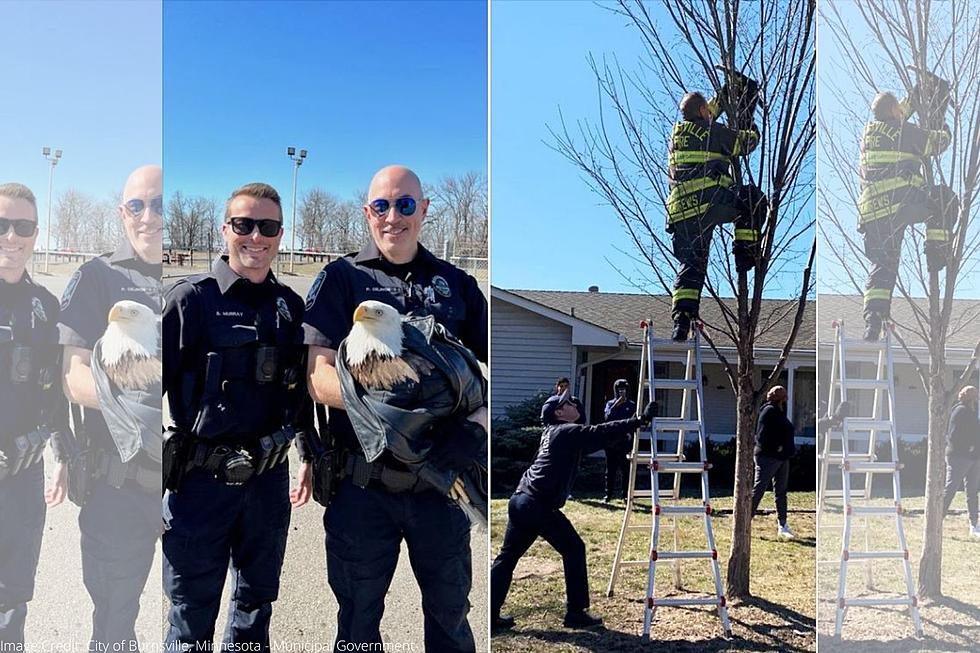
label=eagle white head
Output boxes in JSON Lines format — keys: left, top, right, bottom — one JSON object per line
{"left": 346, "top": 300, "right": 404, "bottom": 367}
{"left": 101, "top": 300, "right": 158, "bottom": 366}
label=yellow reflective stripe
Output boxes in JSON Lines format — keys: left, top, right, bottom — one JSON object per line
{"left": 707, "top": 96, "right": 722, "bottom": 119}
{"left": 860, "top": 150, "right": 920, "bottom": 165}
{"left": 667, "top": 202, "right": 711, "bottom": 223}
{"left": 924, "top": 129, "right": 950, "bottom": 156}
{"left": 864, "top": 288, "right": 892, "bottom": 301}
{"left": 858, "top": 201, "right": 902, "bottom": 224}
{"left": 672, "top": 288, "right": 701, "bottom": 302}
{"left": 926, "top": 229, "right": 948, "bottom": 241}
{"left": 860, "top": 176, "right": 924, "bottom": 198}
{"left": 732, "top": 131, "right": 758, "bottom": 156}
{"left": 734, "top": 229, "right": 759, "bottom": 242}
{"left": 669, "top": 150, "right": 730, "bottom": 165}
{"left": 672, "top": 175, "right": 733, "bottom": 195}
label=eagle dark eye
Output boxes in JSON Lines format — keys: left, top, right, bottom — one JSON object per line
{"left": 376, "top": 310, "right": 382, "bottom": 316}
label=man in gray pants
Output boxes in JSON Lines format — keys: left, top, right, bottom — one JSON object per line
{"left": 752, "top": 386, "right": 796, "bottom": 540}
{"left": 943, "top": 385, "right": 980, "bottom": 539}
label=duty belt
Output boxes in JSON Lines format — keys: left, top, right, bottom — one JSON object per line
{"left": 93, "top": 449, "right": 160, "bottom": 494}
{"left": 344, "top": 454, "right": 427, "bottom": 493}
{"left": 185, "top": 428, "right": 293, "bottom": 485}
{"left": 0, "top": 429, "right": 51, "bottom": 480}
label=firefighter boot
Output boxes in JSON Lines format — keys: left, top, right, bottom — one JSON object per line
{"left": 864, "top": 311, "right": 883, "bottom": 342}
{"left": 672, "top": 312, "right": 692, "bottom": 342}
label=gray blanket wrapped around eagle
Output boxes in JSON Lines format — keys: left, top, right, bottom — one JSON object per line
{"left": 335, "top": 300, "right": 488, "bottom": 527}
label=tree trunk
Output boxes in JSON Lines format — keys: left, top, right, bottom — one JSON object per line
{"left": 918, "top": 376, "right": 947, "bottom": 600}
{"left": 726, "top": 354, "right": 757, "bottom": 600}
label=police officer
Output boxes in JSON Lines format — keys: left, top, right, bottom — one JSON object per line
{"left": 490, "top": 394, "right": 656, "bottom": 631}
{"left": 603, "top": 379, "right": 635, "bottom": 502}
{"left": 162, "top": 182, "right": 310, "bottom": 650}
{"left": 305, "top": 165, "right": 487, "bottom": 652}
{"left": 942, "top": 386, "right": 980, "bottom": 539}
{"left": 0, "top": 183, "right": 67, "bottom": 644}
{"left": 858, "top": 88, "right": 955, "bottom": 340}
{"left": 667, "top": 81, "right": 766, "bottom": 341}
{"left": 751, "top": 386, "right": 796, "bottom": 540}
{"left": 59, "top": 165, "right": 163, "bottom": 649}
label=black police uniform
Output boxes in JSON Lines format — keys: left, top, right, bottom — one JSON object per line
{"left": 603, "top": 396, "right": 636, "bottom": 500}
{"left": 303, "top": 241, "right": 487, "bottom": 653}
{"left": 667, "top": 100, "right": 765, "bottom": 320}
{"left": 751, "top": 399, "right": 796, "bottom": 526}
{"left": 942, "top": 401, "right": 980, "bottom": 526}
{"left": 57, "top": 238, "right": 162, "bottom": 648}
{"left": 162, "top": 256, "right": 307, "bottom": 650}
{"left": 0, "top": 273, "right": 62, "bottom": 643}
{"left": 858, "top": 106, "right": 955, "bottom": 321}
{"left": 490, "top": 404, "right": 643, "bottom": 623}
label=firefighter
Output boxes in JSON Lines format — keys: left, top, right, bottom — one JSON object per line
{"left": 667, "top": 72, "right": 767, "bottom": 341}
{"left": 858, "top": 80, "right": 956, "bottom": 341}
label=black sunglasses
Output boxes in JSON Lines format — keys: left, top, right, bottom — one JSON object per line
{"left": 227, "top": 217, "right": 282, "bottom": 237}
{"left": 0, "top": 218, "right": 37, "bottom": 237}
{"left": 124, "top": 196, "right": 164, "bottom": 218}
{"left": 369, "top": 196, "right": 418, "bottom": 217}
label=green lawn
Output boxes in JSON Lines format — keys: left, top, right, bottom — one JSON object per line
{"left": 817, "top": 494, "right": 980, "bottom": 652}
{"left": 490, "top": 491, "right": 816, "bottom": 652}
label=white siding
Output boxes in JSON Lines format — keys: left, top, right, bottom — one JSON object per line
{"left": 491, "top": 298, "right": 574, "bottom": 417}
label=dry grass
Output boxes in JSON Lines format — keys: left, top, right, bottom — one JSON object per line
{"left": 817, "top": 495, "right": 980, "bottom": 652}
{"left": 490, "top": 491, "right": 816, "bottom": 652}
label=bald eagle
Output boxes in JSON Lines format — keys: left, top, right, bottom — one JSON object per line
{"left": 345, "top": 300, "right": 434, "bottom": 391}
{"left": 100, "top": 300, "right": 161, "bottom": 391}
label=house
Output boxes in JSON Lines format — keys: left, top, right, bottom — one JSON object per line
{"left": 492, "top": 287, "right": 816, "bottom": 443}
{"left": 818, "top": 294, "right": 980, "bottom": 441}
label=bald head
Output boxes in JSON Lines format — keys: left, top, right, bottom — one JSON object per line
{"left": 119, "top": 164, "right": 163, "bottom": 264}
{"left": 363, "top": 164, "right": 429, "bottom": 265}
{"left": 767, "top": 385, "right": 788, "bottom": 404}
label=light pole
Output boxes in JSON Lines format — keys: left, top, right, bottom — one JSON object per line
{"left": 286, "top": 146, "right": 307, "bottom": 274}
{"left": 41, "top": 147, "right": 62, "bottom": 274}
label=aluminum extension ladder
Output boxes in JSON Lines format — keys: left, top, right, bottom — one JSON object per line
{"left": 606, "top": 320, "right": 731, "bottom": 638}
{"left": 819, "top": 319, "right": 922, "bottom": 638}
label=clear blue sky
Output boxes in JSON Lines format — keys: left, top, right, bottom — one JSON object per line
{"left": 0, "top": 1, "right": 162, "bottom": 225}
{"left": 164, "top": 0, "right": 487, "bottom": 212}
{"left": 492, "top": 1, "right": 814, "bottom": 297}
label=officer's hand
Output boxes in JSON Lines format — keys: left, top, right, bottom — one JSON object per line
{"left": 640, "top": 401, "right": 658, "bottom": 425}
{"left": 44, "top": 461, "right": 68, "bottom": 507}
{"left": 290, "top": 462, "right": 313, "bottom": 508}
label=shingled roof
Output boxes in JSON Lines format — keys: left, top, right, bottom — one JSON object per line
{"left": 817, "top": 294, "right": 980, "bottom": 350}
{"left": 501, "top": 288, "right": 816, "bottom": 350}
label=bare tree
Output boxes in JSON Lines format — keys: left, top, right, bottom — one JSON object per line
{"left": 819, "top": 0, "right": 980, "bottom": 600}
{"left": 429, "top": 172, "right": 488, "bottom": 257}
{"left": 56, "top": 189, "right": 94, "bottom": 251}
{"left": 551, "top": 0, "right": 815, "bottom": 599}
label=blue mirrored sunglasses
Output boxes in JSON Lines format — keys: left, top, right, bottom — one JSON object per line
{"left": 369, "top": 196, "right": 417, "bottom": 217}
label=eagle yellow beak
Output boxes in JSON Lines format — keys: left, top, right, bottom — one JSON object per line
{"left": 108, "top": 304, "right": 122, "bottom": 322}
{"left": 353, "top": 304, "right": 369, "bottom": 323}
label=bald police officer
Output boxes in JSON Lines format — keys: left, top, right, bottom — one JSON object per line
{"left": 305, "top": 165, "right": 488, "bottom": 652}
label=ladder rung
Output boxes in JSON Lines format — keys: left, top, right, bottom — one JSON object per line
{"left": 839, "top": 338, "right": 890, "bottom": 351}
{"left": 842, "top": 461, "right": 903, "bottom": 473}
{"left": 648, "top": 337, "right": 698, "bottom": 348}
{"left": 649, "top": 596, "right": 723, "bottom": 607}
{"left": 658, "top": 505, "right": 709, "bottom": 516}
{"left": 843, "top": 419, "right": 894, "bottom": 432}
{"left": 651, "top": 419, "right": 702, "bottom": 432}
{"left": 631, "top": 453, "right": 683, "bottom": 463}
{"left": 848, "top": 505, "right": 901, "bottom": 516}
{"left": 841, "top": 597, "right": 914, "bottom": 607}
{"left": 651, "top": 461, "right": 710, "bottom": 473}
{"left": 627, "top": 525, "right": 648, "bottom": 532}
{"left": 844, "top": 550, "right": 908, "bottom": 560}
{"left": 820, "top": 453, "right": 874, "bottom": 463}
{"left": 619, "top": 559, "right": 650, "bottom": 567}
{"left": 652, "top": 379, "right": 699, "bottom": 391}
{"left": 653, "top": 550, "right": 717, "bottom": 560}
{"left": 838, "top": 379, "right": 890, "bottom": 391}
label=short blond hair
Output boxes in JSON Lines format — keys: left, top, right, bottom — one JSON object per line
{"left": 225, "top": 182, "right": 282, "bottom": 221}
{"left": 0, "top": 183, "right": 38, "bottom": 219}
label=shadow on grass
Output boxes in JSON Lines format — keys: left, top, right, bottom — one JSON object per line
{"left": 729, "top": 595, "right": 816, "bottom": 653}
{"left": 497, "top": 625, "right": 735, "bottom": 653}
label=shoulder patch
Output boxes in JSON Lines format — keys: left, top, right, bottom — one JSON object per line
{"left": 432, "top": 275, "right": 451, "bottom": 298}
{"left": 277, "top": 296, "right": 293, "bottom": 322}
{"left": 305, "top": 269, "right": 326, "bottom": 310}
{"left": 31, "top": 296, "right": 47, "bottom": 322}
{"left": 61, "top": 270, "right": 82, "bottom": 310}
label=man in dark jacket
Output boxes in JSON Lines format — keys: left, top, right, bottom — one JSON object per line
{"left": 752, "top": 385, "right": 796, "bottom": 539}
{"left": 490, "top": 393, "right": 656, "bottom": 632}
{"left": 602, "top": 379, "right": 635, "bottom": 502}
{"left": 942, "top": 385, "right": 980, "bottom": 538}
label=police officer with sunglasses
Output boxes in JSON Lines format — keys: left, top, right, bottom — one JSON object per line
{"left": 0, "top": 183, "right": 69, "bottom": 644}
{"left": 58, "top": 165, "right": 163, "bottom": 650}
{"left": 162, "top": 182, "right": 311, "bottom": 650}
{"left": 305, "top": 165, "right": 488, "bottom": 652}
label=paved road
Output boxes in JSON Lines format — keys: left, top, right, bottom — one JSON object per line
{"left": 25, "top": 271, "right": 489, "bottom": 652}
